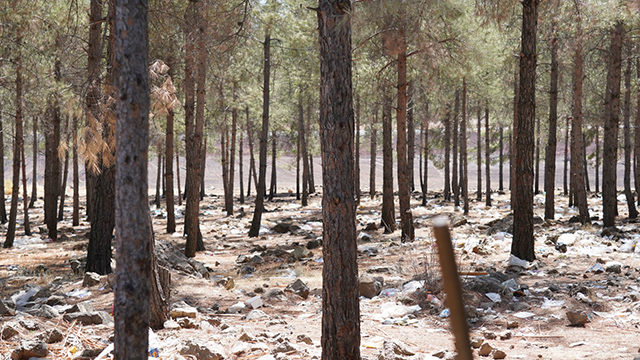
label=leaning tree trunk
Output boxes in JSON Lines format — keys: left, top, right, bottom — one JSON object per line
{"left": 249, "top": 33, "right": 271, "bottom": 237}
{"left": 544, "top": 20, "right": 559, "bottom": 220}
{"left": 246, "top": 106, "right": 258, "bottom": 198}
{"left": 29, "top": 116, "right": 37, "bottom": 208}
{"left": 570, "top": 32, "right": 589, "bottom": 224}
{"left": 4, "top": 43, "right": 23, "bottom": 249}
{"left": 381, "top": 91, "right": 395, "bottom": 233}
{"left": 396, "top": 39, "right": 415, "bottom": 242}
{"left": 511, "top": 0, "right": 539, "bottom": 261}
{"left": 165, "top": 95, "right": 176, "bottom": 233}
{"left": 602, "top": 23, "right": 623, "bottom": 228}
{"left": 318, "top": 1, "right": 361, "bottom": 357}
{"left": 622, "top": 50, "right": 637, "bottom": 218}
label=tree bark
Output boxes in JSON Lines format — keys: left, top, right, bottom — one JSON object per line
{"left": 200, "top": 137, "right": 206, "bottom": 201}
{"left": 29, "top": 116, "right": 37, "bottom": 208}
{"left": 355, "top": 95, "right": 361, "bottom": 203}
{"left": 499, "top": 127, "right": 503, "bottom": 192}
{"left": 176, "top": 149, "right": 181, "bottom": 206}
{"left": 422, "top": 101, "right": 430, "bottom": 206}
{"left": 602, "top": 23, "right": 623, "bottom": 228}
{"left": 268, "top": 131, "right": 276, "bottom": 200}
{"left": 623, "top": 48, "right": 637, "bottom": 218}
{"left": 165, "top": 75, "right": 176, "bottom": 233}
{"left": 396, "top": 40, "right": 414, "bottom": 242}
{"left": 563, "top": 115, "right": 569, "bottom": 196}
{"left": 381, "top": 91, "right": 395, "bottom": 233}
{"left": 155, "top": 148, "right": 162, "bottom": 206}
{"left": 444, "top": 104, "right": 451, "bottom": 202}
{"left": 249, "top": 33, "right": 271, "bottom": 237}
{"left": 477, "top": 105, "right": 482, "bottom": 201}
{"left": 407, "top": 85, "right": 415, "bottom": 192}
{"left": 595, "top": 125, "right": 600, "bottom": 194}
{"left": 58, "top": 116, "right": 70, "bottom": 221}
{"left": 21, "top": 117, "right": 30, "bottom": 236}
{"left": 544, "top": 20, "right": 558, "bottom": 220}
{"left": 5, "top": 42, "right": 23, "bottom": 249}
{"left": 227, "top": 82, "right": 238, "bottom": 215}
{"left": 72, "top": 114, "right": 79, "bottom": 226}
{"left": 636, "top": 60, "right": 640, "bottom": 204}
{"left": 452, "top": 91, "right": 459, "bottom": 207}
{"left": 511, "top": 0, "right": 539, "bottom": 261}
{"left": 370, "top": 105, "right": 377, "bottom": 199}
{"left": 583, "top": 132, "right": 590, "bottom": 193}
{"left": 246, "top": 106, "right": 257, "bottom": 198}
{"left": 318, "top": 1, "right": 361, "bottom": 357}
{"left": 485, "top": 107, "right": 491, "bottom": 207}
{"left": 570, "top": 32, "right": 589, "bottom": 224}
{"left": 461, "top": 79, "right": 469, "bottom": 215}
{"left": 299, "top": 92, "right": 309, "bottom": 206}
{"left": 0, "top": 101, "right": 6, "bottom": 224}
{"left": 45, "top": 60, "right": 62, "bottom": 241}
{"left": 239, "top": 125, "right": 245, "bottom": 204}
{"left": 534, "top": 112, "right": 541, "bottom": 194}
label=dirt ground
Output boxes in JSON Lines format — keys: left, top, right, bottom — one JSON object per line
{"left": 1, "top": 186, "right": 640, "bottom": 359}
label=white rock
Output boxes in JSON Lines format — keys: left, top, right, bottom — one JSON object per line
{"left": 228, "top": 302, "right": 246, "bottom": 314}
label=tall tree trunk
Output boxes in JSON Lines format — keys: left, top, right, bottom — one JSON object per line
{"left": 268, "top": 131, "right": 276, "bottom": 200}
{"left": 583, "top": 132, "right": 590, "bottom": 192}
{"left": 563, "top": 116, "right": 570, "bottom": 196}
{"left": 461, "top": 79, "right": 469, "bottom": 215}
{"left": 200, "top": 137, "right": 206, "bottom": 200}
{"left": 422, "top": 101, "right": 430, "bottom": 206}
{"left": 595, "top": 125, "right": 600, "bottom": 194}
{"left": 318, "top": 2, "right": 361, "bottom": 357}
{"left": 155, "top": 148, "right": 162, "bottom": 206}
{"left": 228, "top": 82, "right": 238, "bottom": 214}
{"left": 602, "top": 23, "right": 623, "bottom": 228}
{"left": 444, "top": 104, "right": 451, "bottom": 202}
{"left": 72, "top": 115, "right": 79, "bottom": 226}
{"left": 299, "top": 92, "right": 309, "bottom": 206}
{"left": 544, "top": 20, "right": 559, "bottom": 220}
{"left": 296, "top": 113, "right": 301, "bottom": 201}
{"left": 636, "top": 60, "right": 640, "bottom": 205}
{"left": 183, "top": 0, "right": 205, "bottom": 256}
{"left": 239, "top": 127, "right": 245, "bottom": 204}
{"left": 407, "top": 85, "right": 415, "bottom": 192}
{"left": 396, "top": 40, "right": 415, "bottom": 242}
{"left": 499, "top": 127, "right": 503, "bottom": 192}
{"left": 21, "top": 119, "right": 30, "bottom": 236}
{"left": 58, "top": 116, "right": 70, "bottom": 221}
{"left": 0, "top": 101, "right": 6, "bottom": 224}
{"left": 511, "top": 0, "right": 539, "bottom": 261}
{"left": 381, "top": 91, "right": 395, "bottom": 233}
{"left": 477, "top": 105, "right": 482, "bottom": 201}
{"left": 452, "top": 91, "right": 459, "bottom": 205}
{"left": 45, "top": 60, "right": 62, "bottom": 241}
{"left": 221, "top": 131, "right": 229, "bottom": 211}
{"left": 511, "top": 62, "right": 518, "bottom": 204}
{"left": 176, "top": 149, "right": 182, "bottom": 206}
{"left": 355, "top": 95, "right": 361, "bottom": 203}
{"left": 5, "top": 42, "right": 23, "bottom": 249}
{"left": 485, "top": 107, "right": 491, "bottom": 207}
{"left": 534, "top": 114, "right": 541, "bottom": 194}
{"left": 370, "top": 105, "right": 377, "bottom": 199}
{"left": 249, "top": 33, "right": 271, "bottom": 237}
{"left": 570, "top": 31, "right": 589, "bottom": 224}
{"left": 623, "top": 48, "right": 637, "bottom": 218}
{"left": 246, "top": 106, "right": 257, "bottom": 198}
{"left": 307, "top": 102, "right": 316, "bottom": 194}
{"left": 165, "top": 76, "right": 176, "bottom": 232}
{"left": 29, "top": 116, "right": 37, "bottom": 208}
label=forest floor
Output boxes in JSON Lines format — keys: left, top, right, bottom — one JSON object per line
{"left": 1, "top": 188, "right": 640, "bottom": 360}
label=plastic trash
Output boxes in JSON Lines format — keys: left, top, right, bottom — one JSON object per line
{"left": 380, "top": 288, "right": 400, "bottom": 297}
{"left": 402, "top": 280, "right": 425, "bottom": 293}
{"left": 380, "top": 302, "right": 421, "bottom": 319}
{"left": 439, "top": 309, "right": 450, "bottom": 318}
{"left": 486, "top": 293, "right": 501, "bottom": 303}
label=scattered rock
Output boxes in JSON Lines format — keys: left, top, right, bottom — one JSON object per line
{"left": 179, "top": 339, "right": 226, "bottom": 360}
{"left": 450, "top": 214, "right": 467, "bottom": 227}
{"left": 291, "top": 246, "right": 312, "bottom": 260}
{"left": 266, "top": 289, "right": 285, "bottom": 298}
{"left": 35, "top": 304, "right": 60, "bottom": 319}
{"left": 246, "top": 295, "right": 263, "bottom": 309}
{"left": 470, "top": 337, "right": 484, "bottom": 348}
{"left": 360, "top": 274, "right": 383, "bottom": 298}
{"left": 246, "top": 310, "right": 268, "bottom": 320}
{"left": 11, "top": 340, "right": 48, "bottom": 360}
{"left": 605, "top": 263, "right": 622, "bottom": 274}
{"left": 364, "top": 222, "right": 378, "bottom": 231}
{"left": 555, "top": 242, "right": 567, "bottom": 253}
{"left": 0, "top": 299, "right": 15, "bottom": 315}
{"left": 499, "top": 331, "right": 512, "bottom": 340}
{"left": 272, "top": 222, "right": 299, "bottom": 234}
{"left": 285, "top": 279, "right": 310, "bottom": 299}
{"left": 171, "top": 306, "right": 198, "bottom": 319}
{"left": 66, "top": 301, "right": 95, "bottom": 314}
{"left": 42, "top": 328, "right": 63, "bottom": 343}
{"left": 239, "top": 333, "right": 255, "bottom": 342}
{"left": 164, "top": 319, "right": 181, "bottom": 330}
{"left": 11, "top": 286, "right": 41, "bottom": 309}
{"left": 465, "top": 273, "right": 507, "bottom": 294}
{"left": 18, "top": 318, "right": 38, "bottom": 331}
{"left": 478, "top": 343, "right": 494, "bottom": 356}
{"left": 587, "top": 263, "right": 605, "bottom": 274}
{"left": 566, "top": 310, "right": 589, "bottom": 327}
{"left": 63, "top": 311, "right": 113, "bottom": 325}
{"left": 273, "top": 341, "right": 296, "bottom": 353}
{"left": 486, "top": 214, "right": 513, "bottom": 235}
{"left": 45, "top": 295, "right": 65, "bottom": 306}
{"left": 2, "top": 323, "right": 19, "bottom": 340}
{"left": 492, "top": 349, "right": 507, "bottom": 359}
{"left": 296, "top": 334, "right": 313, "bottom": 345}
{"left": 228, "top": 302, "right": 246, "bottom": 314}
{"left": 358, "top": 232, "right": 373, "bottom": 242}
{"left": 177, "top": 317, "right": 198, "bottom": 329}
{"left": 483, "top": 331, "right": 497, "bottom": 340}
{"left": 506, "top": 321, "right": 519, "bottom": 329}
{"left": 306, "top": 239, "right": 322, "bottom": 249}
{"left": 231, "top": 342, "right": 252, "bottom": 356}
{"left": 82, "top": 272, "right": 102, "bottom": 287}
{"left": 358, "top": 245, "right": 379, "bottom": 256}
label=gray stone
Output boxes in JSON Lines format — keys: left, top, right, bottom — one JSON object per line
{"left": 82, "top": 272, "right": 102, "bottom": 287}
{"left": 2, "top": 323, "right": 19, "bottom": 340}
{"left": 0, "top": 299, "right": 15, "bottom": 315}
{"left": 63, "top": 311, "right": 113, "bottom": 325}
{"left": 291, "top": 246, "right": 312, "bottom": 260}
{"left": 285, "top": 279, "right": 309, "bottom": 299}
{"left": 266, "top": 289, "right": 285, "bottom": 298}
{"left": 36, "top": 304, "right": 60, "bottom": 319}
{"left": 177, "top": 317, "right": 198, "bottom": 329}
{"left": 273, "top": 341, "right": 295, "bottom": 353}
{"left": 11, "top": 286, "right": 41, "bottom": 309}
{"left": 566, "top": 310, "right": 589, "bottom": 327}
{"left": 164, "top": 319, "right": 181, "bottom": 330}
{"left": 66, "top": 301, "right": 95, "bottom": 314}
{"left": 18, "top": 318, "right": 38, "bottom": 331}
{"left": 606, "top": 264, "right": 622, "bottom": 274}
{"left": 358, "top": 245, "right": 379, "bottom": 256}
{"left": 45, "top": 295, "right": 65, "bottom": 306}
{"left": 359, "top": 274, "right": 383, "bottom": 298}
{"left": 10, "top": 340, "right": 48, "bottom": 360}
{"left": 179, "top": 339, "right": 226, "bottom": 360}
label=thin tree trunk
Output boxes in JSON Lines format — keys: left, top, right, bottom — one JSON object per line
{"left": 318, "top": 1, "right": 361, "bottom": 355}
{"left": 461, "top": 79, "right": 469, "bottom": 215}
{"left": 564, "top": 116, "right": 570, "bottom": 196}
{"left": 268, "top": 131, "right": 276, "bottom": 200}
{"left": 370, "top": 105, "right": 377, "bottom": 199}
{"left": 544, "top": 20, "right": 559, "bottom": 220}
{"left": 4, "top": 87, "right": 21, "bottom": 248}
{"left": 165, "top": 89, "right": 176, "bottom": 232}
{"left": 570, "top": 31, "right": 589, "bottom": 224}
{"left": 355, "top": 95, "right": 361, "bottom": 203}
{"left": 477, "top": 104, "right": 482, "bottom": 201}
{"left": 155, "top": 148, "right": 162, "bottom": 206}
{"left": 511, "top": 0, "right": 539, "bottom": 261}
{"left": 583, "top": 132, "right": 590, "bottom": 193}
{"left": 381, "top": 91, "right": 395, "bottom": 233}
{"left": 299, "top": 92, "right": 309, "bottom": 206}
{"left": 534, "top": 113, "right": 541, "bottom": 194}
{"left": 452, "top": 91, "right": 459, "bottom": 206}
{"left": 396, "top": 40, "right": 415, "bottom": 242}
{"left": 176, "top": 149, "right": 181, "bottom": 206}
{"left": 72, "top": 115, "right": 79, "bottom": 226}
{"left": 0, "top": 101, "right": 6, "bottom": 224}
{"left": 595, "top": 125, "right": 600, "bottom": 194}
{"left": 44, "top": 61, "right": 62, "bottom": 241}
{"left": 422, "top": 101, "right": 430, "bottom": 206}
{"left": 249, "top": 33, "right": 271, "bottom": 237}
{"left": 602, "top": 23, "right": 623, "bottom": 228}
{"left": 228, "top": 83, "right": 238, "bottom": 214}
{"left": 499, "top": 127, "right": 503, "bottom": 192}
{"left": 200, "top": 137, "right": 206, "bottom": 200}
{"left": 485, "top": 107, "right": 491, "bottom": 207}
{"left": 636, "top": 59, "right": 640, "bottom": 204}
{"left": 444, "top": 104, "right": 451, "bottom": 202}
{"left": 296, "top": 114, "right": 301, "bottom": 201}
{"left": 307, "top": 111, "right": 316, "bottom": 194}
{"left": 239, "top": 127, "right": 245, "bottom": 204}
{"left": 407, "top": 85, "right": 415, "bottom": 192}
{"left": 246, "top": 106, "right": 257, "bottom": 198}
{"left": 623, "top": 49, "right": 637, "bottom": 218}
{"left": 58, "top": 116, "right": 70, "bottom": 221}
{"left": 29, "top": 116, "right": 37, "bottom": 208}
{"left": 511, "top": 62, "right": 518, "bottom": 203}
{"left": 21, "top": 122, "right": 30, "bottom": 236}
